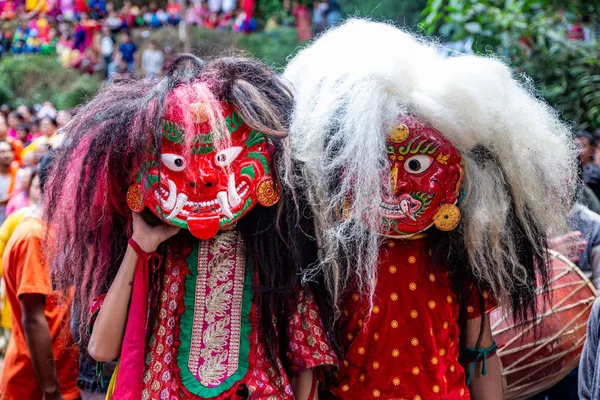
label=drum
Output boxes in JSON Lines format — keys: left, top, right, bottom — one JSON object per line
{"left": 490, "top": 250, "right": 597, "bottom": 400}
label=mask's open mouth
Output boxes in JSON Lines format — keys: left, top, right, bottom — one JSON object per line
{"left": 379, "top": 194, "right": 422, "bottom": 221}
{"left": 153, "top": 173, "right": 250, "bottom": 221}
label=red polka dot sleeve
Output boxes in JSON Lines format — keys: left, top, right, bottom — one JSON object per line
{"left": 465, "top": 284, "right": 498, "bottom": 320}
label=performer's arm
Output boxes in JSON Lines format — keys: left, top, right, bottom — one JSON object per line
{"left": 291, "top": 369, "right": 318, "bottom": 400}
{"left": 21, "top": 293, "right": 63, "bottom": 400}
{"left": 465, "top": 314, "right": 503, "bottom": 400}
{"left": 88, "top": 212, "right": 179, "bottom": 362}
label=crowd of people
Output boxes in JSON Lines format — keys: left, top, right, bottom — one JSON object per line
{"left": 3, "top": 13, "right": 600, "bottom": 400}
{"left": 0, "top": 0, "right": 343, "bottom": 78}
{"left": 0, "top": 0, "right": 258, "bottom": 78}
{"left": 0, "top": 102, "right": 70, "bottom": 223}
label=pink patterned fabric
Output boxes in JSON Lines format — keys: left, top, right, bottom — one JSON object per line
{"left": 287, "top": 289, "right": 338, "bottom": 376}
{"left": 187, "top": 232, "right": 247, "bottom": 388}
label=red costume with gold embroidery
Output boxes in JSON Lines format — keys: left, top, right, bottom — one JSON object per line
{"left": 46, "top": 55, "right": 338, "bottom": 400}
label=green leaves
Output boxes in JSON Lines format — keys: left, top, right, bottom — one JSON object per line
{"left": 422, "top": 0, "right": 600, "bottom": 131}
{"left": 0, "top": 55, "right": 101, "bottom": 109}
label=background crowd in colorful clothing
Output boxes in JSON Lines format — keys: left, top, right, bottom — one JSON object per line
{"left": 0, "top": 0, "right": 341, "bottom": 79}
{"left": 0, "top": 102, "right": 70, "bottom": 222}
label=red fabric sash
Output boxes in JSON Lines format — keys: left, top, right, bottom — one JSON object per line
{"left": 112, "top": 238, "right": 160, "bottom": 399}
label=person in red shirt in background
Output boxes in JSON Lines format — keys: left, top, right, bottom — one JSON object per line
{"left": 74, "top": 0, "right": 89, "bottom": 15}
{"left": 0, "top": 151, "right": 79, "bottom": 400}
{"left": 284, "top": 19, "right": 578, "bottom": 400}
{"left": 165, "top": 0, "right": 180, "bottom": 25}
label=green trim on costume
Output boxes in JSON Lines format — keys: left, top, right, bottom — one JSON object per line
{"left": 176, "top": 237, "right": 254, "bottom": 397}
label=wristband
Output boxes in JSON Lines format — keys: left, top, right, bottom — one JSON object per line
{"left": 128, "top": 238, "right": 162, "bottom": 271}
{"left": 462, "top": 341, "right": 498, "bottom": 385}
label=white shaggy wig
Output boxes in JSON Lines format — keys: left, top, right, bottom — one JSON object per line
{"left": 282, "top": 19, "right": 578, "bottom": 318}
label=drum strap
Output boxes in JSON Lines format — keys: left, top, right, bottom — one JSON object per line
{"left": 462, "top": 341, "right": 498, "bottom": 385}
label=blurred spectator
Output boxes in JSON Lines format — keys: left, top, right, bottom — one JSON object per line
{"left": 141, "top": 39, "right": 164, "bottom": 78}
{"left": 326, "top": 0, "right": 341, "bottom": 27}
{"left": 40, "top": 27, "right": 58, "bottom": 55}
{"left": 80, "top": 12, "right": 101, "bottom": 49}
{"left": 36, "top": 101, "right": 57, "bottom": 120}
{"left": 75, "top": 0, "right": 89, "bottom": 15}
{"left": 118, "top": 31, "right": 137, "bottom": 71}
{"left": 21, "top": 116, "right": 57, "bottom": 161}
{"left": 208, "top": 0, "right": 222, "bottom": 13}
{"left": 16, "top": 105, "right": 33, "bottom": 123}
{"left": 6, "top": 166, "right": 33, "bottom": 216}
{"left": 61, "top": 0, "right": 76, "bottom": 21}
{"left": 576, "top": 131, "right": 600, "bottom": 199}
{"left": 0, "top": 30, "right": 12, "bottom": 57}
{"left": 185, "top": 0, "right": 203, "bottom": 26}
{"left": 112, "top": 57, "right": 131, "bottom": 80}
{"left": 0, "top": 0, "right": 16, "bottom": 20}
{"left": 10, "top": 24, "right": 26, "bottom": 54}
{"left": 7, "top": 111, "right": 24, "bottom": 139}
{"left": 312, "top": 1, "right": 327, "bottom": 34}
{"left": 568, "top": 204, "right": 600, "bottom": 289}
{"left": 88, "top": 0, "right": 106, "bottom": 19}
{"left": 71, "top": 46, "right": 99, "bottom": 74}
{"left": 292, "top": 1, "right": 312, "bottom": 41}
{"left": 105, "top": 10, "right": 123, "bottom": 33}
{"left": 0, "top": 152, "right": 80, "bottom": 400}
{"left": 56, "top": 109, "right": 72, "bottom": 128}
{"left": 0, "top": 113, "right": 23, "bottom": 160}
{"left": 166, "top": 0, "right": 181, "bottom": 26}
{"left": 24, "top": 28, "right": 41, "bottom": 53}
{"left": 0, "top": 140, "right": 16, "bottom": 222}
{"left": 15, "top": 124, "right": 31, "bottom": 146}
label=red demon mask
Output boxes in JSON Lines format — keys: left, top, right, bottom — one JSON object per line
{"left": 127, "top": 91, "right": 279, "bottom": 240}
{"left": 380, "top": 114, "right": 463, "bottom": 238}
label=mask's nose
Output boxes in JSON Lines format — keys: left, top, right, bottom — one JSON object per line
{"left": 389, "top": 163, "right": 411, "bottom": 196}
{"left": 187, "top": 169, "right": 220, "bottom": 193}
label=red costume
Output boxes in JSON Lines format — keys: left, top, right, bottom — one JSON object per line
{"left": 46, "top": 55, "right": 338, "bottom": 400}
{"left": 284, "top": 18, "right": 577, "bottom": 400}
{"left": 330, "top": 239, "right": 496, "bottom": 399}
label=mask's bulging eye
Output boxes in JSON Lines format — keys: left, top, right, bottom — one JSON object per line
{"left": 162, "top": 153, "right": 186, "bottom": 171}
{"left": 404, "top": 155, "right": 433, "bottom": 174}
{"left": 214, "top": 147, "right": 243, "bottom": 167}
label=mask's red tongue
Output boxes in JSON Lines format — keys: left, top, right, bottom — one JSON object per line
{"left": 187, "top": 214, "right": 220, "bottom": 240}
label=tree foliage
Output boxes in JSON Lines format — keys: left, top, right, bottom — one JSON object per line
{"left": 343, "top": 0, "right": 427, "bottom": 27}
{"left": 0, "top": 55, "right": 101, "bottom": 109}
{"left": 423, "top": 0, "right": 600, "bottom": 132}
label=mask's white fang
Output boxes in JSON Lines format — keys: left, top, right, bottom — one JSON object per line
{"left": 166, "top": 193, "right": 188, "bottom": 220}
{"left": 217, "top": 191, "right": 234, "bottom": 219}
{"left": 227, "top": 173, "right": 241, "bottom": 208}
{"left": 163, "top": 179, "right": 177, "bottom": 211}
{"left": 400, "top": 198, "right": 417, "bottom": 221}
